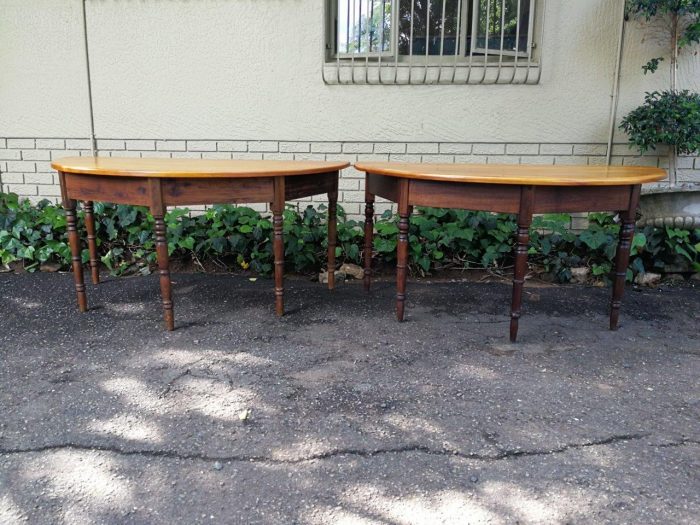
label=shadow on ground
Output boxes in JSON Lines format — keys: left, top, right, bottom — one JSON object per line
{"left": 0, "top": 273, "right": 698, "bottom": 524}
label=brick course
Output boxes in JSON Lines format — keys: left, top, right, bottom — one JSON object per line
{"left": 1, "top": 138, "right": 697, "bottom": 226}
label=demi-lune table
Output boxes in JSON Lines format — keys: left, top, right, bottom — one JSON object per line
{"left": 52, "top": 156, "right": 349, "bottom": 330}
{"left": 355, "top": 162, "right": 667, "bottom": 342}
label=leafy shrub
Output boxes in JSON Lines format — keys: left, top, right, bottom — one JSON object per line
{"left": 1, "top": 192, "right": 699, "bottom": 282}
{"left": 620, "top": 90, "right": 700, "bottom": 155}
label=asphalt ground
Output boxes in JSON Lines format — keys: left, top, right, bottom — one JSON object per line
{"left": 0, "top": 272, "right": 698, "bottom": 524}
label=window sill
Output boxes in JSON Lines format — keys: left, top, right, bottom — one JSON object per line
{"left": 322, "top": 62, "right": 542, "bottom": 85}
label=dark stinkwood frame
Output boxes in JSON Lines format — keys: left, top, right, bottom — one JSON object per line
{"left": 356, "top": 162, "right": 666, "bottom": 342}
{"left": 53, "top": 157, "right": 348, "bottom": 331}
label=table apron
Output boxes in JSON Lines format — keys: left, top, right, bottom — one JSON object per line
{"left": 163, "top": 178, "right": 274, "bottom": 206}
{"left": 531, "top": 185, "right": 633, "bottom": 214}
{"left": 367, "top": 173, "right": 402, "bottom": 203}
{"left": 285, "top": 172, "right": 338, "bottom": 201}
{"left": 64, "top": 173, "right": 151, "bottom": 206}
{"left": 409, "top": 179, "right": 521, "bottom": 213}
{"left": 368, "top": 174, "right": 634, "bottom": 214}
{"left": 62, "top": 172, "right": 339, "bottom": 207}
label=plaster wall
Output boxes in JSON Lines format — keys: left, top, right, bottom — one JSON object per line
{"left": 0, "top": 0, "right": 91, "bottom": 137}
{"left": 1, "top": 0, "right": 698, "bottom": 143}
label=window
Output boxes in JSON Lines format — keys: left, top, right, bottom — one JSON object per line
{"left": 325, "top": 0, "right": 541, "bottom": 85}
{"left": 336, "top": 0, "right": 392, "bottom": 55}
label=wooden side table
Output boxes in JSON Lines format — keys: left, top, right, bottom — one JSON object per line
{"left": 355, "top": 162, "right": 667, "bottom": 342}
{"left": 52, "top": 156, "right": 349, "bottom": 330}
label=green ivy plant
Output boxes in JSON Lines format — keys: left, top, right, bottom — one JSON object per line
{"left": 2, "top": 193, "right": 699, "bottom": 282}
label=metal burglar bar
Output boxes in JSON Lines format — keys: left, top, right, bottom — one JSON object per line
{"left": 324, "top": 0, "right": 544, "bottom": 85}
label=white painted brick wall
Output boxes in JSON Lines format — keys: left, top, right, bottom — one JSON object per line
{"left": 406, "top": 143, "right": 439, "bottom": 154}
{"left": 248, "top": 141, "right": 278, "bottom": 153}
{"left": 506, "top": 144, "right": 539, "bottom": 155}
{"left": 7, "top": 138, "right": 35, "bottom": 149}
{"left": 540, "top": 144, "right": 574, "bottom": 155}
{"left": 473, "top": 143, "right": 506, "bottom": 155}
{"left": 216, "top": 141, "right": 246, "bottom": 152}
{"left": 439, "top": 143, "right": 472, "bottom": 154}
{"left": 1, "top": 137, "right": 698, "bottom": 223}
{"left": 155, "top": 140, "right": 186, "bottom": 151}
{"left": 186, "top": 140, "right": 216, "bottom": 152}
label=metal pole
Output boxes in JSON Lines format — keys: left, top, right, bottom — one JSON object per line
{"left": 606, "top": 0, "right": 626, "bottom": 166}
{"left": 81, "top": 0, "right": 97, "bottom": 156}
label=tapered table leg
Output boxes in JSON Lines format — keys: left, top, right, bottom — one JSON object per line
{"left": 610, "top": 185, "right": 641, "bottom": 330}
{"left": 65, "top": 199, "right": 87, "bottom": 312}
{"left": 363, "top": 182, "right": 375, "bottom": 292}
{"left": 396, "top": 180, "right": 410, "bottom": 321}
{"left": 273, "top": 178, "right": 285, "bottom": 316}
{"left": 83, "top": 201, "right": 100, "bottom": 285}
{"left": 149, "top": 179, "right": 174, "bottom": 331}
{"left": 510, "top": 186, "right": 534, "bottom": 342}
{"left": 327, "top": 178, "right": 338, "bottom": 290}
{"left": 153, "top": 214, "right": 174, "bottom": 331}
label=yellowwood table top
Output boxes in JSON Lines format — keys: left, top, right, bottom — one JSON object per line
{"left": 52, "top": 157, "right": 350, "bottom": 178}
{"left": 355, "top": 162, "right": 667, "bottom": 186}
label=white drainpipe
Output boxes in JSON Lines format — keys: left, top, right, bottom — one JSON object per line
{"left": 82, "top": 0, "right": 97, "bottom": 157}
{"left": 606, "top": 0, "right": 627, "bottom": 166}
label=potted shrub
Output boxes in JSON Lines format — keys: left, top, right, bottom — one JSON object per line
{"left": 620, "top": 0, "right": 700, "bottom": 230}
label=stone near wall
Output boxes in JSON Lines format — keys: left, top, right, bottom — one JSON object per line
{"left": 570, "top": 267, "right": 590, "bottom": 283}
{"left": 634, "top": 272, "right": 662, "bottom": 287}
{"left": 339, "top": 263, "right": 364, "bottom": 280}
{"left": 663, "top": 274, "right": 686, "bottom": 285}
{"left": 319, "top": 270, "right": 346, "bottom": 284}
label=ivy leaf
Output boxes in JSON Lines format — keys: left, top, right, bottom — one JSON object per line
{"left": 642, "top": 57, "right": 663, "bottom": 74}
{"left": 631, "top": 232, "right": 647, "bottom": 253}
{"left": 179, "top": 237, "right": 195, "bottom": 250}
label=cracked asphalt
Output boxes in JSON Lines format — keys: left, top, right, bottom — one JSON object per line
{"left": 0, "top": 272, "right": 698, "bottom": 524}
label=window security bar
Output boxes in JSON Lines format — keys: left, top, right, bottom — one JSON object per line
{"left": 323, "top": 0, "right": 545, "bottom": 85}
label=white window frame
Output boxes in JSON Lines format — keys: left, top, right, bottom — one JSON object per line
{"left": 327, "top": 0, "right": 536, "bottom": 62}
{"left": 330, "top": 0, "right": 395, "bottom": 58}
{"left": 470, "top": 0, "right": 535, "bottom": 58}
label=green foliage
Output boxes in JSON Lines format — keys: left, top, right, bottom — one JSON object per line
{"left": 1, "top": 193, "right": 699, "bottom": 283}
{"left": 620, "top": 90, "right": 700, "bottom": 154}
{"left": 642, "top": 56, "right": 664, "bottom": 74}
{"left": 635, "top": 224, "right": 700, "bottom": 272}
{"left": 626, "top": 0, "right": 700, "bottom": 48}
{"left": 0, "top": 193, "right": 70, "bottom": 270}
{"left": 627, "top": 0, "right": 700, "bottom": 18}
{"left": 623, "top": 1, "right": 700, "bottom": 154}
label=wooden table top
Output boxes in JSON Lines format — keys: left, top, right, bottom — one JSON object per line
{"left": 355, "top": 162, "right": 667, "bottom": 186}
{"left": 52, "top": 157, "right": 350, "bottom": 178}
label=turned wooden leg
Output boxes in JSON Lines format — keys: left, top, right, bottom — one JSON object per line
{"left": 396, "top": 181, "right": 410, "bottom": 321}
{"left": 149, "top": 179, "right": 174, "bottom": 331}
{"left": 610, "top": 185, "right": 641, "bottom": 330}
{"left": 363, "top": 183, "right": 375, "bottom": 292}
{"left": 327, "top": 179, "right": 338, "bottom": 290}
{"left": 510, "top": 186, "right": 534, "bottom": 342}
{"left": 65, "top": 199, "right": 87, "bottom": 312}
{"left": 83, "top": 201, "right": 100, "bottom": 285}
{"left": 153, "top": 214, "right": 174, "bottom": 331}
{"left": 273, "top": 177, "right": 285, "bottom": 316}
